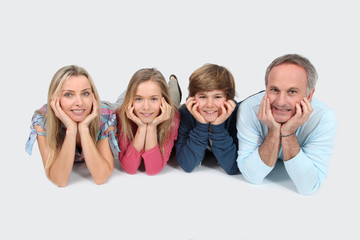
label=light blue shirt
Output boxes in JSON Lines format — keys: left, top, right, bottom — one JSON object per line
{"left": 236, "top": 91, "right": 337, "bottom": 195}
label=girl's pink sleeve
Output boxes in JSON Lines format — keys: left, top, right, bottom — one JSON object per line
{"left": 118, "top": 125, "right": 143, "bottom": 174}
{"left": 142, "top": 111, "right": 180, "bottom": 175}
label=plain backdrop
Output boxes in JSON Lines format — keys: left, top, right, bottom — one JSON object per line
{"left": 1, "top": 0, "right": 358, "bottom": 239}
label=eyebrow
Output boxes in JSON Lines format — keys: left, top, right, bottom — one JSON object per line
{"left": 134, "top": 94, "right": 161, "bottom": 97}
{"left": 62, "top": 88, "right": 92, "bottom": 92}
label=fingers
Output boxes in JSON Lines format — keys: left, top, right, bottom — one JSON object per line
{"left": 151, "top": 98, "right": 172, "bottom": 125}
{"left": 258, "top": 93, "right": 267, "bottom": 120}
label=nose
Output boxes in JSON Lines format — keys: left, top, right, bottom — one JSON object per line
{"left": 206, "top": 98, "right": 214, "bottom": 108}
{"left": 75, "top": 95, "right": 83, "bottom": 106}
{"left": 277, "top": 93, "right": 287, "bottom": 106}
{"left": 143, "top": 99, "right": 149, "bottom": 110}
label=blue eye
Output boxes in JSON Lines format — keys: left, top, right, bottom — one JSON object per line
{"left": 135, "top": 97, "right": 142, "bottom": 101}
{"left": 83, "top": 92, "right": 90, "bottom": 96}
{"left": 64, "top": 93, "right": 72, "bottom": 97}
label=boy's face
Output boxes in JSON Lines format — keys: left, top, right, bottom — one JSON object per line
{"left": 194, "top": 90, "right": 226, "bottom": 123}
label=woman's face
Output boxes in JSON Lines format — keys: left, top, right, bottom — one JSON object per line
{"left": 132, "top": 80, "right": 162, "bottom": 124}
{"left": 194, "top": 90, "right": 226, "bottom": 123}
{"left": 59, "top": 75, "right": 93, "bottom": 122}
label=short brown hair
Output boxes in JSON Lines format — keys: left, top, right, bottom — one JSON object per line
{"left": 188, "top": 63, "right": 235, "bottom": 99}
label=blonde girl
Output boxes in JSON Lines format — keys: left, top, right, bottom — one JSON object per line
{"left": 117, "top": 68, "right": 180, "bottom": 175}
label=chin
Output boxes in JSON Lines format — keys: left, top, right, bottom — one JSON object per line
{"left": 274, "top": 115, "right": 291, "bottom": 124}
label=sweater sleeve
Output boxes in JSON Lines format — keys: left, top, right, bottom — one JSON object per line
{"left": 142, "top": 111, "right": 180, "bottom": 175}
{"left": 210, "top": 120, "right": 239, "bottom": 175}
{"left": 175, "top": 106, "right": 209, "bottom": 172}
{"left": 236, "top": 98, "right": 274, "bottom": 184}
{"left": 119, "top": 140, "right": 143, "bottom": 174}
{"left": 284, "top": 109, "right": 337, "bottom": 195}
{"left": 25, "top": 105, "right": 47, "bottom": 155}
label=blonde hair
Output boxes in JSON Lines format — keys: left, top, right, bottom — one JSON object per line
{"left": 117, "top": 68, "right": 175, "bottom": 155}
{"left": 188, "top": 63, "right": 235, "bottom": 99}
{"left": 40, "top": 65, "right": 100, "bottom": 176}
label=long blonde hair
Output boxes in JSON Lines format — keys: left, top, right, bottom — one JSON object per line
{"left": 40, "top": 65, "right": 101, "bottom": 175}
{"left": 117, "top": 68, "right": 175, "bottom": 155}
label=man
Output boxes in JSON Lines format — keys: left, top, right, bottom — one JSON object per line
{"left": 236, "top": 54, "right": 337, "bottom": 195}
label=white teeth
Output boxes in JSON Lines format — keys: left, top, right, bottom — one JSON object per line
{"left": 205, "top": 111, "right": 215, "bottom": 114}
{"left": 72, "top": 110, "right": 84, "bottom": 113}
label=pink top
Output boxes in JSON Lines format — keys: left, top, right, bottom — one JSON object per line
{"left": 118, "top": 110, "right": 180, "bottom": 175}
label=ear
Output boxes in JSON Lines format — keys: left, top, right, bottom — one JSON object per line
{"left": 307, "top": 89, "right": 315, "bottom": 101}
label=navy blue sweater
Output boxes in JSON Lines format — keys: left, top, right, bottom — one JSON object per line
{"left": 175, "top": 101, "right": 239, "bottom": 175}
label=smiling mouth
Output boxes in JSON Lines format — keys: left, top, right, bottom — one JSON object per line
{"left": 204, "top": 110, "right": 217, "bottom": 114}
{"left": 273, "top": 106, "right": 291, "bottom": 113}
{"left": 140, "top": 113, "right": 153, "bottom": 117}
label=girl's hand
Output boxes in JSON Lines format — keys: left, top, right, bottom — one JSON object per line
{"left": 212, "top": 99, "right": 236, "bottom": 125}
{"left": 150, "top": 98, "right": 172, "bottom": 126}
{"left": 50, "top": 96, "right": 77, "bottom": 131}
{"left": 185, "top": 97, "right": 207, "bottom": 124}
{"left": 126, "top": 104, "right": 146, "bottom": 127}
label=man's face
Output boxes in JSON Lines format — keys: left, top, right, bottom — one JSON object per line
{"left": 266, "top": 63, "right": 313, "bottom": 123}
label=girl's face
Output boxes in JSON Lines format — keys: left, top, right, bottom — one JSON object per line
{"left": 59, "top": 75, "right": 93, "bottom": 122}
{"left": 132, "top": 80, "right": 162, "bottom": 124}
{"left": 194, "top": 90, "right": 226, "bottom": 123}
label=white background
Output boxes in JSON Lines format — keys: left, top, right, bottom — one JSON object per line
{"left": 1, "top": 0, "right": 358, "bottom": 239}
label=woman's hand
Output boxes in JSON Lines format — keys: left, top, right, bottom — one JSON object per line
{"left": 79, "top": 96, "right": 99, "bottom": 132}
{"left": 50, "top": 96, "right": 77, "bottom": 132}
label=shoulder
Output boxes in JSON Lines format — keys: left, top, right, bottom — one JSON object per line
{"left": 99, "top": 104, "right": 117, "bottom": 122}
{"left": 239, "top": 91, "right": 265, "bottom": 107}
{"left": 237, "top": 91, "right": 264, "bottom": 118}
{"left": 32, "top": 104, "right": 47, "bottom": 124}
{"left": 98, "top": 104, "right": 117, "bottom": 135}
{"left": 309, "top": 98, "right": 337, "bottom": 128}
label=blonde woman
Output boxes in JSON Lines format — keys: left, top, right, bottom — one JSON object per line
{"left": 26, "top": 65, "right": 119, "bottom": 186}
{"left": 117, "top": 68, "right": 180, "bottom": 175}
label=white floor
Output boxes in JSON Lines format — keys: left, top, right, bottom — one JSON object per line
{"left": 1, "top": 1, "right": 359, "bottom": 239}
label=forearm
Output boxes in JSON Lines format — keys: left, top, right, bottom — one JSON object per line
{"left": 210, "top": 124, "right": 238, "bottom": 175}
{"left": 175, "top": 123, "right": 209, "bottom": 172}
{"left": 48, "top": 129, "right": 77, "bottom": 187}
{"left": 132, "top": 125, "right": 147, "bottom": 152}
{"left": 281, "top": 134, "right": 300, "bottom": 161}
{"left": 284, "top": 150, "right": 323, "bottom": 195}
{"left": 145, "top": 125, "right": 157, "bottom": 152}
{"left": 258, "top": 129, "right": 281, "bottom": 167}
{"left": 79, "top": 128, "right": 112, "bottom": 184}
{"left": 119, "top": 143, "right": 142, "bottom": 174}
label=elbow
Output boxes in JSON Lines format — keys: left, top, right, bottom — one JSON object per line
{"left": 240, "top": 169, "right": 264, "bottom": 185}
{"left": 52, "top": 179, "right": 69, "bottom": 187}
{"left": 93, "top": 168, "right": 113, "bottom": 185}
{"left": 94, "top": 178, "right": 108, "bottom": 185}
{"left": 296, "top": 183, "right": 320, "bottom": 195}
{"left": 47, "top": 173, "right": 69, "bottom": 187}
{"left": 225, "top": 168, "right": 239, "bottom": 175}
{"left": 146, "top": 168, "right": 162, "bottom": 176}
{"left": 179, "top": 163, "right": 196, "bottom": 173}
{"left": 222, "top": 161, "right": 240, "bottom": 175}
